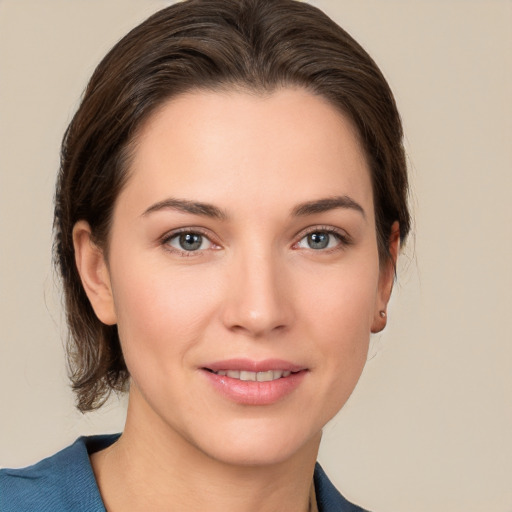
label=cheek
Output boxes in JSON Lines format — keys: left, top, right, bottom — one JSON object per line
{"left": 109, "top": 256, "right": 220, "bottom": 369}
{"left": 301, "top": 257, "right": 380, "bottom": 340}
{"left": 297, "top": 257, "right": 379, "bottom": 401}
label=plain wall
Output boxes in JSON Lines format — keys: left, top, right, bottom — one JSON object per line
{"left": 1, "top": 1, "right": 511, "bottom": 511}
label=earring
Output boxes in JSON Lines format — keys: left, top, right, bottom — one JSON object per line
{"left": 379, "top": 311, "right": 386, "bottom": 318}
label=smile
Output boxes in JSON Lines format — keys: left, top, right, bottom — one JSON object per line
{"left": 208, "top": 369, "right": 292, "bottom": 381}
{"left": 201, "top": 359, "right": 307, "bottom": 404}
{"left": 203, "top": 368, "right": 307, "bottom": 405}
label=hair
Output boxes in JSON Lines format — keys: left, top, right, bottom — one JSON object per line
{"left": 54, "top": 0, "right": 410, "bottom": 412}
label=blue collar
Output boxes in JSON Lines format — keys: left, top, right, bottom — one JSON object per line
{"left": 1, "top": 434, "right": 369, "bottom": 512}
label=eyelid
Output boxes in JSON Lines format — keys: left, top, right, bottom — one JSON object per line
{"left": 158, "top": 224, "right": 352, "bottom": 256}
{"left": 293, "top": 225, "right": 353, "bottom": 250}
{"left": 160, "top": 227, "right": 220, "bottom": 256}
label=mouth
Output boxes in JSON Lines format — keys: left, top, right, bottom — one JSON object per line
{"left": 201, "top": 359, "right": 308, "bottom": 405}
{"left": 204, "top": 368, "right": 294, "bottom": 382}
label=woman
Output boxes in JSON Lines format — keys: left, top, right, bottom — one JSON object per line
{"left": 0, "top": 0, "right": 410, "bottom": 510}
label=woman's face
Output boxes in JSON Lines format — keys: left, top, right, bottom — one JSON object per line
{"left": 79, "top": 88, "right": 395, "bottom": 466}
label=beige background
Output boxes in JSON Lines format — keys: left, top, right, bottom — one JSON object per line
{"left": 1, "top": 1, "right": 511, "bottom": 511}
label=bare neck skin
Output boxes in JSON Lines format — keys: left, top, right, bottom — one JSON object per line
{"left": 91, "top": 385, "right": 320, "bottom": 512}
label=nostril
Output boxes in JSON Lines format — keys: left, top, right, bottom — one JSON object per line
{"left": 228, "top": 322, "right": 288, "bottom": 337}
{"left": 220, "top": 274, "right": 294, "bottom": 337}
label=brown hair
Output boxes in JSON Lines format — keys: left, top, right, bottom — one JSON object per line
{"left": 54, "top": 0, "right": 410, "bottom": 412}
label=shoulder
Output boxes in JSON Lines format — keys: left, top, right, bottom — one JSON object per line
{"left": 314, "top": 463, "right": 372, "bottom": 512}
{"left": 0, "top": 434, "right": 119, "bottom": 512}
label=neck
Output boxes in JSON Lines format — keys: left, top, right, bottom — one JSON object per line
{"left": 91, "top": 388, "right": 321, "bottom": 512}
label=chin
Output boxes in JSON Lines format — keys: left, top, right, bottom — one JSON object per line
{"left": 185, "top": 417, "right": 323, "bottom": 468}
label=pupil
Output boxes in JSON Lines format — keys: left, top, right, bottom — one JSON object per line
{"left": 308, "top": 232, "right": 329, "bottom": 249}
{"left": 180, "top": 233, "right": 202, "bottom": 251}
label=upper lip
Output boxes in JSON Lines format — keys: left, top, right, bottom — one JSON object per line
{"left": 202, "top": 358, "right": 306, "bottom": 373}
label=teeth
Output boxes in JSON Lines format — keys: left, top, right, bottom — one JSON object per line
{"left": 257, "top": 370, "right": 274, "bottom": 382}
{"left": 214, "top": 369, "right": 293, "bottom": 381}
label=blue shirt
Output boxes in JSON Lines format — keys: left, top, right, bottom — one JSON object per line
{"left": 0, "top": 435, "right": 370, "bottom": 511}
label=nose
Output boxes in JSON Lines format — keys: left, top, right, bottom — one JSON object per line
{"left": 220, "top": 248, "right": 294, "bottom": 338}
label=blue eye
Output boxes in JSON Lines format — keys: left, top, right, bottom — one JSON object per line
{"left": 167, "top": 232, "right": 212, "bottom": 252}
{"left": 296, "top": 231, "right": 341, "bottom": 250}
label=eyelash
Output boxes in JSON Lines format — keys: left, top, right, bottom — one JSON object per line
{"left": 160, "top": 225, "right": 352, "bottom": 257}
{"left": 294, "top": 226, "right": 353, "bottom": 253}
{"left": 161, "top": 228, "right": 218, "bottom": 257}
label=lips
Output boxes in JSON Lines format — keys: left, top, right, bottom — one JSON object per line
{"left": 201, "top": 359, "right": 307, "bottom": 405}
{"left": 203, "top": 358, "right": 305, "bottom": 373}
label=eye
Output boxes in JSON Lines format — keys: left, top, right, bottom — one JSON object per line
{"left": 295, "top": 229, "right": 346, "bottom": 251}
{"left": 166, "top": 232, "right": 213, "bottom": 252}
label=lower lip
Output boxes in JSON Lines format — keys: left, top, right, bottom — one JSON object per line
{"left": 202, "top": 370, "right": 307, "bottom": 405}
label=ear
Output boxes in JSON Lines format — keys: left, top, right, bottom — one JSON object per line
{"left": 72, "top": 220, "right": 117, "bottom": 325}
{"left": 371, "top": 221, "right": 400, "bottom": 333}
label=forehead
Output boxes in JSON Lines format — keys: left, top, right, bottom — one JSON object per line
{"left": 121, "top": 87, "right": 374, "bottom": 218}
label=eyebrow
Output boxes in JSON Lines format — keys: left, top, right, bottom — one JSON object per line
{"left": 142, "top": 194, "right": 365, "bottom": 220}
{"left": 142, "top": 198, "right": 228, "bottom": 220}
{"left": 291, "top": 195, "right": 366, "bottom": 218}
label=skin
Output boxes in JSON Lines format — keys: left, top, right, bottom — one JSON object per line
{"left": 73, "top": 88, "right": 399, "bottom": 512}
